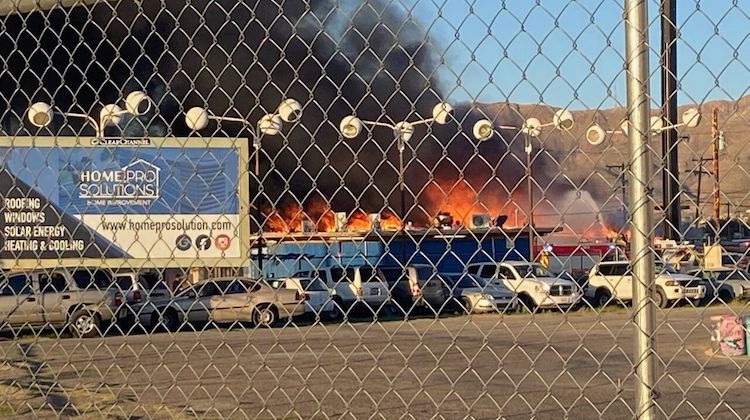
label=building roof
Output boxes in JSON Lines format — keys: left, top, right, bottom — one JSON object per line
{"left": 251, "top": 226, "right": 561, "bottom": 243}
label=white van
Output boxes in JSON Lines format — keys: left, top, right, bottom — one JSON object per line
{"left": 294, "top": 265, "right": 390, "bottom": 313}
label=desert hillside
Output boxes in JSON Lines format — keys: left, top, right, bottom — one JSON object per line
{"left": 478, "top": 98, "right": 750, "bottom": 220}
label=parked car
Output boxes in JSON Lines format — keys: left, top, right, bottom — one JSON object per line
{"left": 269, "top": 277, "right": 337, "bottom": 319}
{"left": 294, "top": 265, "right": 390, "bottom": 313}
{"left": 468, "top": 261, "right": 580, "bottom": 312}
{"left": 112, "top": 271, "right": 171, "bottom": 326}
{"left": 136, "top": 277, "right": 305, "bottom": 331}
{"left": 688, "top": 267, "right": 750, "bottom": 304}
{"left": 442, "top": 273, "right": 517, "bottom": 314}
{"left": 378, "top": 265, "right": 448, "bottom": 315}
{"left": 585, "top": 261, "right": 705, "bottom": 308}
{"left": 0, "top": 268, "right": 122, "bottom": 338}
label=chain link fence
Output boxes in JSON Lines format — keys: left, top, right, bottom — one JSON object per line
{"left": 0, "top": 0, "right": 748, "bottom": 417}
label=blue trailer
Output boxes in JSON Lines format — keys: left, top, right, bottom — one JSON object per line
{"left": 254, "top": 227, "right": 555, "bottom": 278}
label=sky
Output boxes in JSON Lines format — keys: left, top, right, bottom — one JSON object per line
{"left": 402, "top": 0, "right": 750, "bottom": 109}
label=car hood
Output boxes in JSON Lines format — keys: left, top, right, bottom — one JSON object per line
{"left": 661, "top": 273, "right": 700, "bottom": 282}
{"left": 461, "top": 286, "right": 514, "bottom": 298}
{"left": 518, "top": 277, "right": 576, "bottom": 286}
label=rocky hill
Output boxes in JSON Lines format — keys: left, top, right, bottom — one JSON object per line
{"left": 478, "top": 97, "right": 750, "bottom": 221}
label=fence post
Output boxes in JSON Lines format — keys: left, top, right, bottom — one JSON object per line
{"left": 624, "top": 0, "right": 658, "bottom": 418}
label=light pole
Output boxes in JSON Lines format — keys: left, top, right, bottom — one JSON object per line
{"left": 185, "top": 98, "right": 303, "bottom": 277}
{"left": 339, "top": 103, "right": 453, "bottom": 263}
{"left": 586, "top": 108, "right": 702, "bottom": 238}
{"left": 472, "top": 109, "right": 575, "bottom": 262}
{"left": 27, "top": 91, "right": 152, "bottom": 138}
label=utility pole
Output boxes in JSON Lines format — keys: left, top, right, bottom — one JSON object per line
{"left": 712, "top": 108, "right": 721, "bottom": 240}
{"left": 688, "top": 157, "right": 712, "bottom": 222}
{"left": 661, "top": 0, "right": 680, "bottom": 240}
{"left": 526, "top": 135, "right": 535, "bottom": 262}
{"left": 606, "top": 163, "right": 628, "bottom": 222}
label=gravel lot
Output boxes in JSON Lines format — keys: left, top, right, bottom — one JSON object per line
{"left": 1, "top": 305, "right": 749, "bottom": 419}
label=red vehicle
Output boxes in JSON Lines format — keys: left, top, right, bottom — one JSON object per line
{"left": 534, "top": 243, "right": 626, "bottom": 279}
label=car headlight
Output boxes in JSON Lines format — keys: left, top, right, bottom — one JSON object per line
{"left": 664, "top": 280, "right": 679, "bottom": 286}
{"left": 480, "top": 293, "right": 494, "bottom": 301}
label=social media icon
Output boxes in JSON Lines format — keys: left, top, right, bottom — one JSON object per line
{"left": 215, "top": 234, "right": 231, "bottom": 251}
{"left": 195, "top": 234, "right": 211, "bottom": 251}
{"left": 175, "top": 234, "right": 192, "bottom": 251}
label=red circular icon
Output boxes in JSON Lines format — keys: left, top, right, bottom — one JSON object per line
{"left": 215, "top": 234, "right": 232, "bottom": 251}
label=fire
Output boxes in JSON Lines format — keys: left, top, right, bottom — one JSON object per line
{"left": 264, "top": 211, "right": 290, "bottom": 233}
{"left": 304, "top": 198, "right": 336, "bottom": 232}
{"left": 582, "top": 224, "right": 631, "bottom": 243}
{"left": 379, "top": 211, "right": 402, "bottom": 231}
{"left": 346, "top": 210, "right": 371, "bottom": 231}
{"left": 263, "top": 203, "right": 303, "bottom": 233}
{"left": 420, "top": 180, "right": 518, "bottom": 228}
{"left": 261, "top": 179, "right": 528, "bottom": 234}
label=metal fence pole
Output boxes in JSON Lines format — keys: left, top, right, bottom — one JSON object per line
{"left": 624, "top": 0, "right": 657, "bottom": 418}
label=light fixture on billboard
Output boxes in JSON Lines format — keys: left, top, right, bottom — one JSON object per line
{"left": 27, "top": 90, "right": 152, "bottom": 139}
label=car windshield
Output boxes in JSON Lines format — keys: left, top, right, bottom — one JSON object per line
{"left": 416, "top": 267, "right": 438, "bottom": 280}
{"left": 177, "top": 286, "right": 199, "bottom": 297}
{"left": 716, "top": 270, "right": 750, "bottom": 281}
{"left": 452, "top": 275, "right": 490, "bottom": 289}
{"left": 517, "top": 264, "right": 553, "bottom": 278}
{"left": 655, "top": 262, "right": 678, "bottom": 274}
{"left": 299, "top": 278, "right": 328, "bottom": 291}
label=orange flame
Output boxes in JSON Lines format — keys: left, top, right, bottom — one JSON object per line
{"left": 264, "top": 211, "right": 288, "bottom": 233}
{"left": 379, "top": 211, "right": 402, "bottom": 230}
{"left": 263, "top": 203, "right": 304, "bottom": 233}
{"left": 582, "top": 224, "right": 632, "bottom": 243}
{"left": 346, "top": 210, "right": 372, "bottom": 231}
{"left": 420, "top": 181, "right": 519, "bottom": 228}
{"left": 304, "top": 198, "right": 336, "bottom": 233}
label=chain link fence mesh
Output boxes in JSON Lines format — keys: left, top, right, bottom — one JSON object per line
{"left": 0, "top": 0, "right": 748, "bottom": 418}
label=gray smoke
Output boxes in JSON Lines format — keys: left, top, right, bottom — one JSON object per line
{"left": 0, "top": 1, "right": 601, "bottom": 227}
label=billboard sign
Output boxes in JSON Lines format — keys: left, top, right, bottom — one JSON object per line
{"left": 0, "top": 137, "right": 249, "bottom": 269}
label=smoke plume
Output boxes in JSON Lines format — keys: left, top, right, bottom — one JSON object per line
{"left": 0, "top": 0, "right": 609, "bottom": 231}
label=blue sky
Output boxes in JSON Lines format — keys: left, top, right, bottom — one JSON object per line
{"left": 404, "top": 0, "right": 750, "bottom": 109}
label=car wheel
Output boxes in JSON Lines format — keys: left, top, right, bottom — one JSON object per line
{"left": 518, "top": 295, "right": 536, "bottom": 313}
{"left": 151, "top": 309, "right": 179, "bottom": 332}
{"left": 595, "top": 289, "right": 612, "bottom": 308}
{"left": 253, "top": 305, "right": 278, "bottom": 328}
{"left": 654, "top": 287, "right": 668, "bottom": 309}
{"left": 326, "top": 303, "right": 342, "bottom": 321}
{"left": 69, "top": 310, "right": 101, "bottom": 339}
{"left": 719, "top": 289, "right": 734, "bottom": 304}
{"left": 460, "top": 297, "right": 473, "bottom": 314}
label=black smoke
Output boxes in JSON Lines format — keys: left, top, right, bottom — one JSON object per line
{"left": 0, "top": 1, "right": 593, "bottom": 227}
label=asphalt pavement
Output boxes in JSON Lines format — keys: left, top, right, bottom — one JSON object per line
{"left": 0, "top": 305, "right": 749, "bottom": 419}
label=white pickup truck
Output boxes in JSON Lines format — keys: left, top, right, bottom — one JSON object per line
{"left": 467, "top": 261, "right": 581, "bottom": 311}
{"left": 585, "top": 261, "right": 705, "bottom": 308}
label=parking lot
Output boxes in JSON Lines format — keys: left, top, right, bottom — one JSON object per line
{"left": 0, "top": 305, "right": 748, "bottom": 419}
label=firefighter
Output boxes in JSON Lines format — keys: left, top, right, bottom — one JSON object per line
{"left": 538, "top": 243, "right": 552, "bottom": 269}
